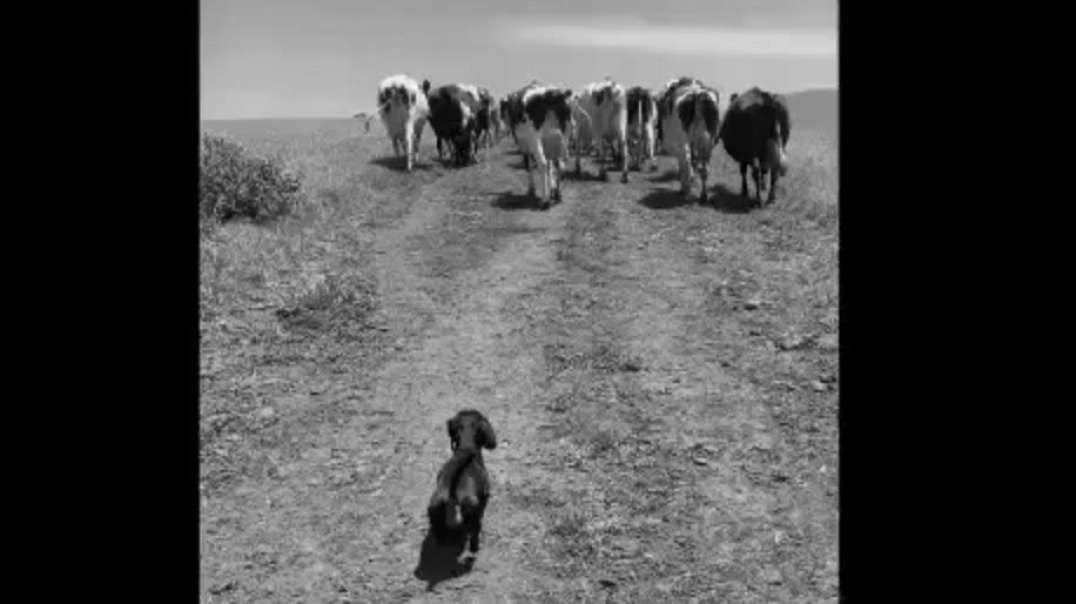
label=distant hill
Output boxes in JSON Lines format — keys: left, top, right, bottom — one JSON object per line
{"left": 784, "top": 88, "right": 837, "bottom": 133}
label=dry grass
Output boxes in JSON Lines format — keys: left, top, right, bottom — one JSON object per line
{"left": 200, "top": 114, "right": 839, "bottom": 601}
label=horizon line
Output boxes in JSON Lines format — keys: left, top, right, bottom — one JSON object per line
{"left": 201, "top": 86, "right": 838, "bottom": 122}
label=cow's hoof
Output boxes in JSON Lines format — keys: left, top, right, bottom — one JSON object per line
{"left": 540, "top": 200, "right": 551, "bottom": 211}
{"left": 551, "top": 189, "right": 562, "bottom": 202}
{"left": 621, "top": 173, "right": 629, "bottom": 184}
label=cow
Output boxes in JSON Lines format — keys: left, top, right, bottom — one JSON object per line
{"left": 499, "top": 97, "right": 516, "bottom": 145}
{"left": 473, "top": 86, "right": 497, "bottom": 150}
{"left": 718, "top": 87, "right": 791, "bottom": 205}
{"left": 485, "top": 94, "right": 504, "bottom": 147}
{"left": 657, "top": 76, "right": 721, "bottom": 203}
{"left": 504, "top": 82, "right": 574, "bottom": 209}
{"left": 571, "top": 79, "right": 629, "bottom": 183}
{"left": 425, "top": 82, "right": 481, "bottom": 167}
{"left": 376, "top": 74, "right": 429, "bottom": 172}
{"left": 625, "top": 86, "right": 658, "bottom": 171}
{"left": 352, "top": 112, "right": 372, "bottom": 134}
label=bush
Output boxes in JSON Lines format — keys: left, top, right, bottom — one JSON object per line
{"left": 199, "top": 133, "right": 304, "bottom": 224}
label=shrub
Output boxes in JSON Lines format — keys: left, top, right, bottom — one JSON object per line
{"left": 199, "top": 133, "right": 304, "bottom": 224}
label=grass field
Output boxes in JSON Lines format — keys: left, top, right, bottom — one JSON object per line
{"left": 200, "top": 90, "right": 838, "bottom": 602}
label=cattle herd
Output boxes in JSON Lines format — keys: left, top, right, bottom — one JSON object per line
{"left": 373, "top": 73, "right": 791, "bottom": 210}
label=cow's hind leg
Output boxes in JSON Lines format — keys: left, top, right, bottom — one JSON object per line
{"left": 539, "top": 158, "right": 553, "bottom": 209}
{"left": 679, "top": 147, "right": 692, "bottom": 198}
{"left": 752, "top": 165, "right": 763, "bottom": 204}
{"left": 550, "top": 157, "right": 562, "bottom": 203}
{"left": 403, "top": 124, "right": 416, "bottom": 172}
{"left": 740, "top": 163, "right": 749, "bottom": 197}
{"left": 698, "top": 160, "right": 710, "bottom": 205}
{"left": 767, "top": 169, "right": 779, "bottom": 204}
{"left": 620, "top": 137, "right": 629, "bottom": 183}
{"left": 524, "top": 153, "right": 536, "bottom": 198}
{"left": 598, "top": 140, "right": 610, "bottom": 181}
{"left": 531, "top": 148, "right": 551, "bottom": 209}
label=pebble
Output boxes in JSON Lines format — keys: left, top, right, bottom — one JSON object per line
{"left": 811, "top": 381, "right": 829, "bottom": 392}
{"left": 763, "top": 567, "right": 784, "bottom": 584}
{"left": 744, "top": 299, "right": 761, "bottom": 310}
{"left": 816, "top": 334, "right": 839, "bottom": 351}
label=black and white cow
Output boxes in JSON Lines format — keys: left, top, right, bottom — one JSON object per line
{"left": 625, "top": 86, "right": 658, "bottom": 171}
{"left": 504, "top": 83, "right": 574, "bottom": 209}
{"left": 719, "top": 87, "right": 791, "bottom": 205}
{"left": 485, "top": 94, "right": 504, "bottom": 147}
{"left": 376, "top": 74, "right": 429, "bottom": 172}
{"left": 425, "top": 82, "right": 481, "bottom": 167}
{"left": 499, "top": 97, "right": 516, "bottom": 145}
{"left": 571, "top": 79, "right": 629, "bottom": 182}
{"left": 473, "top": 86, "right": 498, "bottom": 150}
{"left": 657, "top": 76, "right": 721, "bottom": 203}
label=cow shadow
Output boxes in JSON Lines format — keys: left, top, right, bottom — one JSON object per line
{"left": 489, "top": 190, "right": 543, "bottom": 211}
{"left": 368, "top": 157, "right": 435, "bottom": 172}
{"left": 563, "top": 168, "right": 612, "bottom": 182}
{"left": 413, "top": 529, "right": 475, "bottom": 592}
{"left": 637, "top": 187, "right": 693, "bottom": 210}
{"left": 708, "top": 184, "right": 760, "bottom": 214}
{"left": 648, "top": 170, "right": 681, "bottom": 183}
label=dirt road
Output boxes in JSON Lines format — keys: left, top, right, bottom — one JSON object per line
{"left": 200, "top": 123, "right": 839, "bottom": 602}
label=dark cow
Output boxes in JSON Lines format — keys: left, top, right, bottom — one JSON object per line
{"left": 504, "top": 82, "right": 573, "bottom": 209}
{"left": 657, "top": 76, "right": 721, "bottom": 202}
{"left": 719, "top": 87, "right": 791, "bottom": 205}
{"left": 425, "top": 82, "right": 480, "bottom": 167}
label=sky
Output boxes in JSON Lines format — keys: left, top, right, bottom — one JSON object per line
{"left": 201, "top": 0, "right": 837, "bottom": 120}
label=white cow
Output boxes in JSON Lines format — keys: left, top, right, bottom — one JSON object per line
{"left": 505, "top": 83, "right": 574, "bottom": 209}
{"left": 376, "top": 74, "right": 429, "bottom": 172}
{"left": 657, "top": 76, "right": 721, "bottom": 203}
{"left": 571, "top": 79, "right": 629, "bottom": 183}
{"left": 625, "top": 86, "right": 658, "bottom": 171}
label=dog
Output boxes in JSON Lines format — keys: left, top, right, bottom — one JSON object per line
{"left": 426, "top": 410, "right": 497, "bottom": 556}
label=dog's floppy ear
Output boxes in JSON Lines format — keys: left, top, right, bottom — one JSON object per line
{"left": 447, "top": 417, "right": 459, "bottom": 448}
{"left": 478, "top": 417, "right": 497, "bottom": 450}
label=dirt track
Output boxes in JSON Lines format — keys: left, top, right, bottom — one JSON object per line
{"left": 200, "top": 122, "right": 838, "bottom": 602}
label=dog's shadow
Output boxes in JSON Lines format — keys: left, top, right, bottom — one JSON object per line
{"left": 412, "top": 529, "right": 475, "bottom": 591}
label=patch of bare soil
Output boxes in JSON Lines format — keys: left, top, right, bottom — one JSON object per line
{"left": 201, "top": 126, "right": 837, "bottom": 602}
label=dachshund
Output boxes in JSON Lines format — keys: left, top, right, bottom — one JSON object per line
{"left": 426, "top": 409, "right": 497, "bottom": 556}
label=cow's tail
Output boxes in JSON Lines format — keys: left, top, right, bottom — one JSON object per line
{"left": 572, "top": 100, "right": 593, "bottom": 130}
{"left": 569, "top": 100, "right": 593, "bottom": 157}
